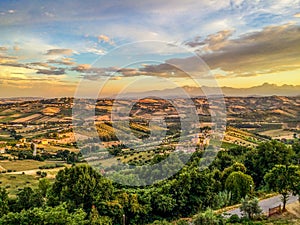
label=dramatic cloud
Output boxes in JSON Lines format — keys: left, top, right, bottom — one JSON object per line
{"left": 182, "top": 23, "right": 300, "bottom": 77}
{"left": 0, "top": 60, "right": 68, "bottom": 76}
{"left": 0, "top": 55, "right": 17, "bottom": 63}
{"left": 45, "top": 49, "right": 74, "bottom": 55}
{"left": 185, "top": 30, "right": 234, "bottom": 51}
{"left": 72, "top": 64, "right": 118, "bottom": 79}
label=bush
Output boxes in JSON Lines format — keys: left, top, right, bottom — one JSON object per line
{"left": 228, "top": 214, "right": 240, "bottom": 223}
{"left": 176, "top": 219, "right": 190, "bottom": 225}
{"left": 193, "top": 209, "right": 225, "bottom": 225}
{"left": 152, "top": 220, "right": 173, "bottom": 225}
{"left": 240, "top": 196, "right": 262, "bottom": 220}
{"left": 41, "top": 172, "right": 47, "bottom": 178}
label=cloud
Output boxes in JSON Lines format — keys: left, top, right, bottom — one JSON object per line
{"left": 294, "top": 12, "right": 300, "bottom": 17}
{"left": 98, "top": 34, "right": 114, "bottom": 45}
{"left": 73, "top": 64, "right": 118, "bottom": 80}
{"left": 0, "top": 55, "right": 17, "bottom": 64}
{"left": 1, "top": 62, "right": 30, "bottom": 69}
{"left": 36, "top": 68, "right": 65, "bottom": 75}
{"left": 97, "top": 23, "right": 300, "bottom": 81}
{"left": 72, "top": 64, "right": 91, "bottom": 72}
{"left": 185, "top": 30, "right": 234, "bottom": 51}
{"left": 48, "top": 58, "right": 76, "bottom": 65}
{"left": 13, "top": 45, "right": 20, "bottom": 51}
{"left": 45, "top": 49, "right": 74, "bottom": 55}
{"left": 0, "top": 47, "right": 8, "bottom": 51}
{"left": 0, "top": 59, "right": 70, "bottom": 76}
{"left": 181, "top": 23, "right": 300, "bottom": 78}
{"left": 85, "top": 47, "right": 106, "bottom": 55}
{"left": 28, "top": 62, "right": 53, "bottom": 69}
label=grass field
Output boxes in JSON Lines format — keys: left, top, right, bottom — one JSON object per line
{"left": 0, "top": 160, "right": 63, "bottom": 172}
{"left": 0, "top": 173, "right": 40, "bottom": 196}
{"left": 260, "top": 202, "right": 300, "bottom": 225}
{"left": 259, "top": 129, "right": 296, "bottom": 140}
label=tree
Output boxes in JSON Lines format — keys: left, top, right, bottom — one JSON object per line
{"left": 0, "top": 203, "right": 87, "bottom": 225}
{"left": 38, "top": 178, "right": 51, "bottom": 198}
{"left": 221, "top": 162, "right": 247, "bottom": 188}
{"left": 240, "top": 196, "right": 262, "bottom": 219}
{"left": 257, "top": 141, "right": 293, "bottom": 175}
{"left": 193, "top": 208, "right": 225, "bottom": 225}
{"left": 50, "top": 164, "right": 114, "bottom": 213}
{"left": 289, "top": 166, "right": 300, "bottom": 200}
{"left": 16, "top": 187, "right": 43, "bottom": 211}
{"left": 225, "top": 171, "right": 254, "bottom": 203}
{"left": 264, "top": 164, "right": 299, "bottom": 211}
{"left": 245, "top": 140, "right": 293, "bottom": 186}
{"left": 89, "top": 206, "right": 113, "bottom": 225}
{"left": 292, "top": 141, "right": 300, "bottom": 164}
{"left": 0, "top": 187, "right": 9, "bottom": 217}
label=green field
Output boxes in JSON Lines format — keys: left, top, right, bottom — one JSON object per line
{"left": 0, "top": 160, "right": 64, "bottom": 172}
{"left": 0, "top": 173, "right": 39, "bottom": 196}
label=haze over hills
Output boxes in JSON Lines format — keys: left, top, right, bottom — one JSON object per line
{"left": 114, "top": 83, "right": 300, "bottom": 98}
{"left": 0, "top": 83, "right": 298, "bottom": 100}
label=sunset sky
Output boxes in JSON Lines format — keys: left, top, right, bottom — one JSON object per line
{"left": 0, "top": 0, "right": 300, "bottom": 97}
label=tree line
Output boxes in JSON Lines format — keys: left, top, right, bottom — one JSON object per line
{"left": 0, "top": 140, "right": 300, "bottom": 224}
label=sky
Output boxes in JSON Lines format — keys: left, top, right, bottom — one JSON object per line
{"left": 0, "top": 0, "right": 300, "bottom": 97}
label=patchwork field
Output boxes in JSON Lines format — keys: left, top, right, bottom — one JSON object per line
{"left": 259, "top": 129, "right": 296, "bottom": 140}
{"left": 0, "top": 160, "right": 64, "bottom": 172}
{"left": 0, "top": 173, "right": 40, "bottom": 197}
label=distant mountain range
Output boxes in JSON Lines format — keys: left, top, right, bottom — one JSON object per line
{"left": 114, "top": 83, "right": 300, "bottom": 98}
{"left": 0, "top": 83, "right": 298, "bottom": 100}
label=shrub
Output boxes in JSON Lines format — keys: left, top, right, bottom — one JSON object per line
{"left": 193, "top": 209, "right": 225, "bottom": 225}
{"left": 228, "top": 214, "right": 240, "bottom": 223}
{"left": 240, "top": 196, "right": 262, "bottom": 220}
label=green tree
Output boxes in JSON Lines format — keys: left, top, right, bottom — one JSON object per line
{"left": 264, "top": 164, "right": 299, "bottom": 211}
{"left": 240, "top": 196, "right": 262, "bottom": 219}
{"left": 38, "top": 178, "right": 51, "bottom": 198}
{"left": 193, "top": 208, "right": 225, "bottom": 225}
{"left": 0, "top": 187, "right": 9, "bottom": 217}
{"left": 225, "top": 171, "right": 254, "bottom": 203}
{"left": 0, "top": 203, "right": 87, "bottom": 225}
{"left": 16, "top": 187, "right": 43, "bottom": 211}
{"left": 245, "top": 140, "right": 293, "bottom": 186}
{"left": 292, "top": 141, "right": 300, "bottom": 164}
{"left": 221, "top": 162, "right": 246, "bottom": 187}
{"left": 50, "top": 164, "right": 114, "bottom": 213}
{"left": 89, "top": 205, "right": 113, "bottom": 225}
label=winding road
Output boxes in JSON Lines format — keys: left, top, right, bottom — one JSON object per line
{"left": 225, "top": 194, "right": 299, "bottom": 217}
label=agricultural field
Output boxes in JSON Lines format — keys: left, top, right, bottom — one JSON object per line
{"left": 259, "top": 129, "right": 297, "bottom": 140}
{"left": 0, "top": 160, "right": 64, "bottom": 172}
{"left": 0, "top": 173, "right": 40, "bottom": 197}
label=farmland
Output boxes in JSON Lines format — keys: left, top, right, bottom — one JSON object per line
{"left": 0, "top": 96, "right": 299, "bottom": 224}
{"left": 0, "top": 96, "right": 298, "bottom": 171}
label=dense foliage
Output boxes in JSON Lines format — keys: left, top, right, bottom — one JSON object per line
{"left": 0, "top": 140, "right": 300, "bottom": 224}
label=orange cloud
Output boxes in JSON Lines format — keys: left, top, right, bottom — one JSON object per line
{"left": 45, "top": 49, "right": 74, "bottom": 55}
{"left": 0, "top": 46, "right": 8, "bottom": 51}
{"left": 294, "top": 12, "right": 300, "bottom": 17}
{"left": 74, "top": 64, "right": 91, "bottom": 72}
{"left": 98, "top": 34, "right": 114, "bottom": 45}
